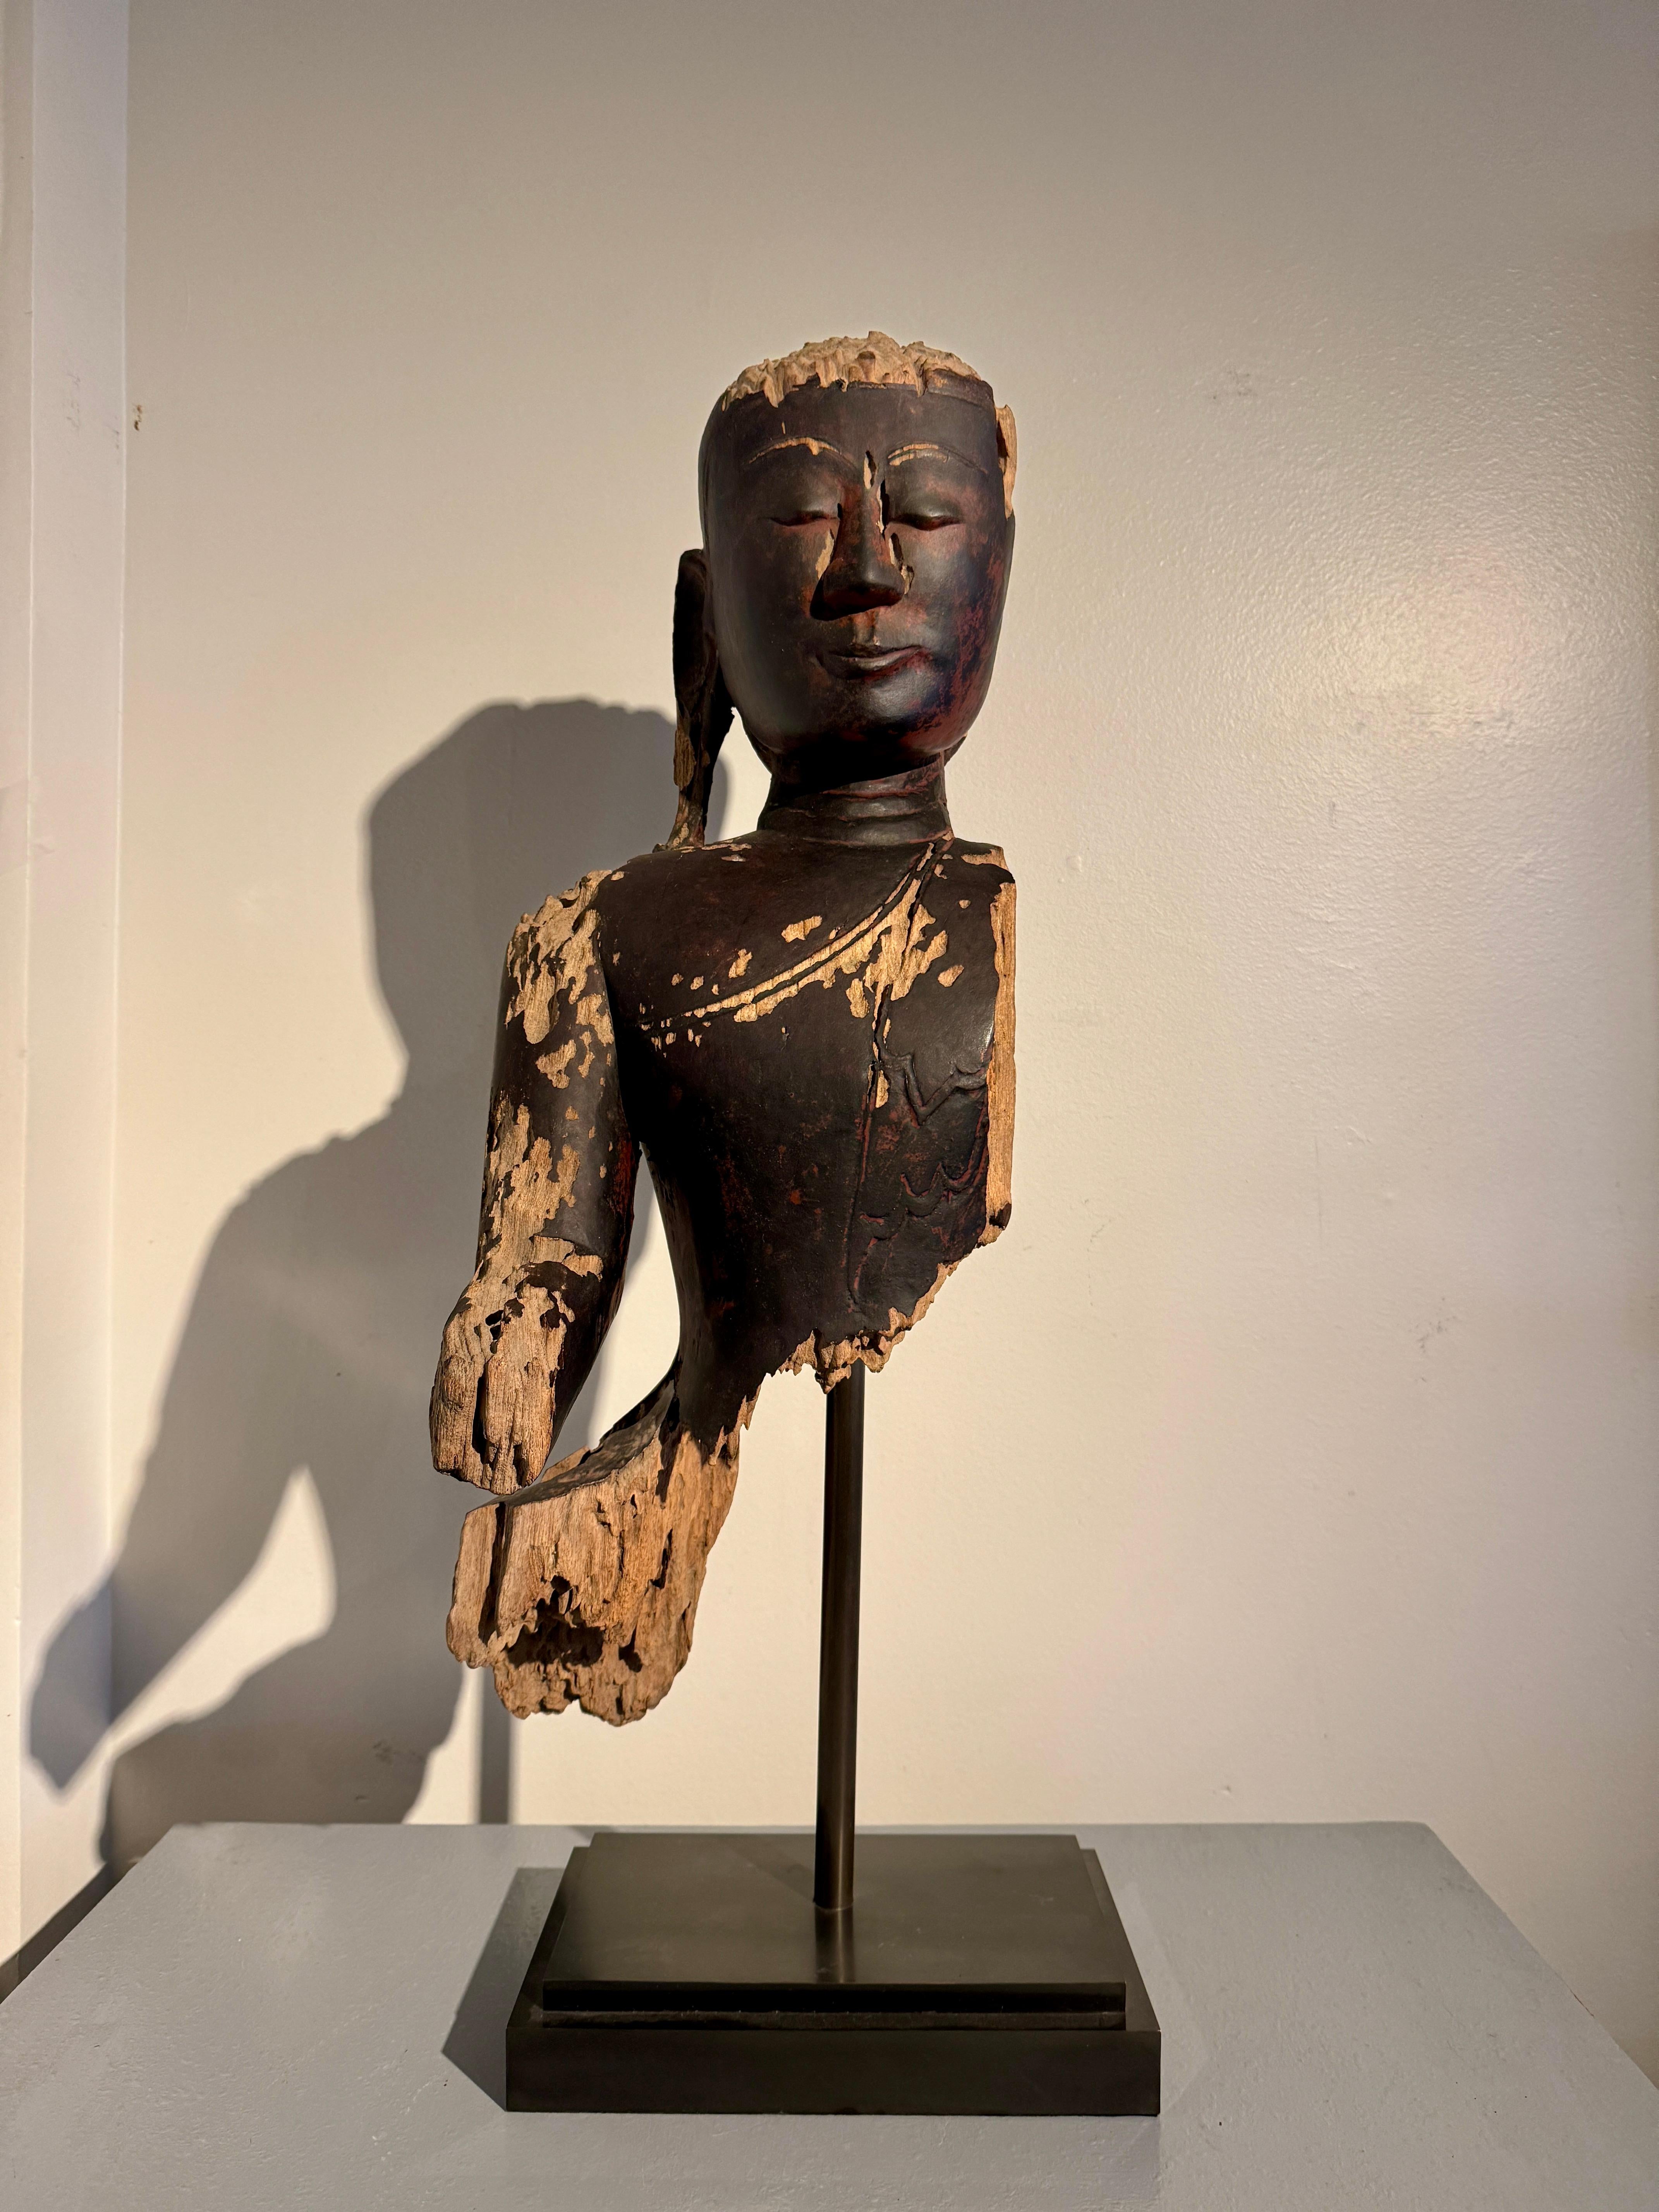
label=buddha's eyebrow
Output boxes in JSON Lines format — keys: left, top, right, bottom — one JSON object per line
{"left": 886, "top": 441, "right": 989, "bottom": 475}
{"left": 743, "top": 435, "right": 857, "bottom": 468}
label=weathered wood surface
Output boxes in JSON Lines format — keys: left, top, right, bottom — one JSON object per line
{"left": 431, "top": 335, "right": 1018, "bottom": 1722}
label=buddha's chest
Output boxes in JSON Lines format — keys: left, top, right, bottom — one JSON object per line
{"left": 602, "top": 837, "right": 1008, "bottom": 1302}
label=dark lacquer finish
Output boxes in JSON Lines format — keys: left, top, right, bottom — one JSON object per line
{"left": 431, "top": 338, "right": 1018, "bottom": 1726}
{"left": 595, "top": 820, "right": 1010, "bottom": 1442}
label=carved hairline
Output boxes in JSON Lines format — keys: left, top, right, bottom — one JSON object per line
{"left": 699, "top": 331, "right": 1017, "bottom": 522}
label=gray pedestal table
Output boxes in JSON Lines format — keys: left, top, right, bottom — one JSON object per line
{"left": 2, "top": 1820, "right": 1654, "bottom": 2209}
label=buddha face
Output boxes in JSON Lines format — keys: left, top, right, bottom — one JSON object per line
{"left": 699, "top": 379, "right": 1014, "bottom": 790}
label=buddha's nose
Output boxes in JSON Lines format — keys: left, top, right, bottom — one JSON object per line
{"left": 814, "top": 480, "right": 907, "bottom": 617}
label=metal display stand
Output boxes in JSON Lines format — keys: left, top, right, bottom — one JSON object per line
{"left": 814, "top": 1363, "right": 865, "bottom": 1916}
{"left": 505, "top": 1372, "right": 1161, "bottom": 2115}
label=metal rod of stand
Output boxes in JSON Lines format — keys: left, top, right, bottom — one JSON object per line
{"left": 814, "top": 1364, "right": 865, "bottom": 1913}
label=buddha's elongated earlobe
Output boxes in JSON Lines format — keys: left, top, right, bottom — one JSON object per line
{"left": 663, "top": 549, "right": 734, "bottom": 850}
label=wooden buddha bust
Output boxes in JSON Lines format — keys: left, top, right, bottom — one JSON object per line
{"left": 430, "top": 333, "right": 1018, "bottom": 1724}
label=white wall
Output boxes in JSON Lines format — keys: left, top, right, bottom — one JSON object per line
{"left": 14, "top": 0, "right": 1659, "bottom": 2078}
{"left": 1, "top": 0, "right": 127, "bottom": 1974}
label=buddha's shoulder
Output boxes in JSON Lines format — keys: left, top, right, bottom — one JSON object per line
{"left": 586, "top": 837, "right": 764, "bottom": 924}
{"left": 943, "top": 836, "right": 1014, "bottom": 885}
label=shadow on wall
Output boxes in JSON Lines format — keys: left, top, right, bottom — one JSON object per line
{"left": 31, "top": 699, "right": 690, "bottom": 1869}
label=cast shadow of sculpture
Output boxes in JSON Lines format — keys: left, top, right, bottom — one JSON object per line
{"left": 443, "top": 1863, "right": 566, "bottom": 2103}
{"left": 31, "top": 699, "right": 694, "bottom": 1869}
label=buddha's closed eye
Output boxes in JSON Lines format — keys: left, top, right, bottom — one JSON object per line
{"left": 886, "top": 500, "right": 961, "bottom": 531}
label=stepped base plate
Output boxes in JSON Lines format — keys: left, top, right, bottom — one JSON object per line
{"left": 506, "top": 1830, "right": 1161, "bottom": 2115}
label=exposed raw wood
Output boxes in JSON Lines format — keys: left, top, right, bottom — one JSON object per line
{"left": 447, "top": 1375, "right": 748, "bottom": 1723}
{"left": 721, "top": 331, "right": 984, "bottom": 410}
{"left": 983, "top": 879, "right": 1017, "bottom": 1240}
{"left": 429, "top": 871, "right": 632, "bottom": 1500}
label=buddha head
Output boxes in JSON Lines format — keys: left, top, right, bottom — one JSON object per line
{"left": 668, "top": 333, "right": 1017, "bottom": 843}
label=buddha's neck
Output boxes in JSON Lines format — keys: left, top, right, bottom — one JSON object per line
{"left": 756, "top": 761, "right": 952, "bottom": 847}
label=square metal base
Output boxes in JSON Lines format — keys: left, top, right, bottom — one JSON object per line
{"left": 506, "top": 1831, "right": 1161, "bottom": 2114}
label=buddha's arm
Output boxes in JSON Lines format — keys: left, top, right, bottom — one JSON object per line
{"left": 429, "top": 871, "right": 636, "bottom": 1496}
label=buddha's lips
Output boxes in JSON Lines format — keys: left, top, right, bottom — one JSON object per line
{"left": 819, "top": 644, "right": 927, "bottom": 677}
